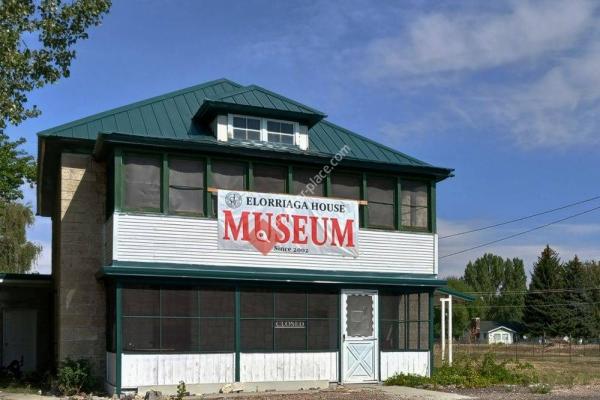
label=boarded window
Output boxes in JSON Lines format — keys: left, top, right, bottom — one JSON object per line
{"left": 367, "top": 176, "right": 395, "bottom": 229}
{"left": 331, "top": 172, "right": 361, "bottom": 200}
{"left": 253, "top": 164, "right": 287, "bottom": 194}
{"left": 169, "top": 158, "right": 205, "bottom": 214}
{"left": 401, "top": 181, "right": 429, "bottom": 229}
{"left": 123, "top": 155, "right": 161, "bottom": 210}
{"left": 211, "top": 160, "right": 246, "bottom": 216}
{"left": 292, "top": 167, "right": 325, "bottom": 197}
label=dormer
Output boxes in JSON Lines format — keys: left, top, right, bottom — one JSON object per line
{"left": 193, "top": 85, "right": 326, "bottom": 151}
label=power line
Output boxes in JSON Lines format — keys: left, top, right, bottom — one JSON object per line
{"left": 433, "top": 301, "right": 600, "bottom": 309}
{"left": 462, "top": 287, "right": 600, "bottom": 295}
{"left": 440, "top": 195, "right": 600, "bottom": 239}
{"left": 439, "top": 204, "right": 600, "bottom": 259}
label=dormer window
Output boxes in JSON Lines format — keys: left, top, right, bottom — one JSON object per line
{"left": 232, "top": 116, "right": 261, "bottom": 141}
{"left": 227, "top": 114, "right": 299, "bottom": 146}
{"left": 267, "top": 120, "right": 295, "bottom": 144}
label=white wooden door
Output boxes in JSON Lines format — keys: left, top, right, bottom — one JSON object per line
{"left": 3, "top": 309, "right": 37, "bottom": 371}
{"left": 341, "top": 290, "right": 378, "bottom": 383}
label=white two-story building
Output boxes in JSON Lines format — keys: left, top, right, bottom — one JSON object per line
{"left": 37, "top": 79, "right": 455, "bottom": 394}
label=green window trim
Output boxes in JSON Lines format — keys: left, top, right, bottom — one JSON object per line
{"left": 114, "top": 149, "right": 436, "bottom": 234}
{"left": 379, "top": 291, "right": 431, "bottom": 351}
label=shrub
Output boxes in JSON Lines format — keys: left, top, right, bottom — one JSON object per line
{"left": 56, "top": 358, "right": 95, "bottom": 395}
{"left": 176, "top": 381, "right": 187, "bottom": 400}
{"left": 385, "top": 352, "right": 539, "bottom": 389}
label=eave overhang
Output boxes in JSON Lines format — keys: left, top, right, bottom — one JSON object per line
{"left": 92, "top": 132, "right": 454, "bottom": 180}
{"left": 194, "top": 99, "right": 326, "bottom": 129}
{"left": 98, "top": 262, "right": 447, "bottom": 288}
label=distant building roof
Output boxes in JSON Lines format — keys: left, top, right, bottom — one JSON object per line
{"left": 480, "top": 320, "right": 525, "bottom": 334}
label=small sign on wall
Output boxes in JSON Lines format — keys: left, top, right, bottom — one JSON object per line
{"left": 274, "top": 320, "right": 306, "bottom": 329}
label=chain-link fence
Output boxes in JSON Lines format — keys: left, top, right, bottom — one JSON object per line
{"left": 434, "top": 338, "right": 600, "bottom": 364}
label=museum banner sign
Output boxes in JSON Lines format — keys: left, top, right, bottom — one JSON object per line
{"left": 217, "top": 189, "right": 359, "bottom": 257}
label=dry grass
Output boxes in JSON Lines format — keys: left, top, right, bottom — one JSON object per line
{"left": 434, "top": 343, "right": 600, "bottom": 386}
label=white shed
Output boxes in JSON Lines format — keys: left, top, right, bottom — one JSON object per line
{"left": 487, "top": 326, "right": 517, "bottom": 344}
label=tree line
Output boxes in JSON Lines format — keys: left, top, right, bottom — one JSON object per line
{"left": 443, "top": 246, "right": 600, "bottom": 339}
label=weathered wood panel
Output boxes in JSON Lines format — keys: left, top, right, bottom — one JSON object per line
{"left": 239, "top": 352, "right": 338, "bottom": 382}
{"left": 121, "top": 353, "right": 234, "bottom": 388}
{"left": 113, "top": 213, "right": 436, "bottom": 274}
{"left": 379, "top": 351, "right": 430, "bottom": 379}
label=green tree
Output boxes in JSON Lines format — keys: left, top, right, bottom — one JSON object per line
{"left": 0, "top": 134, "right": 36, "bottom": 202}
{"left": 0, "top": 0, "right": 110, "bottom": 272}
{"left": 1, "top": 0, "right": 112, "bottom": 129}
{"left": 562, "top": 256, "right": 593, "bottom": 338}
{"left": 524, "top": 246, "right": 566, "bottom": 337}
{"left": 463, "top": 253, "right": 527, "bottom": 322}
{"left": 0, "top": 202, "right": 41, "bottom": 272}
{"left": 584, "top": 261, "right": 600, "bottom": 337}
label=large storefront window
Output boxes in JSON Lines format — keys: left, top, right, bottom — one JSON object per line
{"left": 240, "top": 288, "right": 339, "bottom": 352}
{"left": 380, "top": 292, "right": 430, "bottom": 351}
{"left": 121, "top": 285, "right": 235, "bottom": 352}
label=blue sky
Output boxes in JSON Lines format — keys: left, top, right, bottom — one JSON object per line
{"left": 7, "top": 0, "right": 600, "bottom": 277}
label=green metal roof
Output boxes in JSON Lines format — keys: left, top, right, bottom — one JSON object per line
{"left": 37, "top": 77, "right": 452, "bottom": 174}
{"left": 436, "top": 286, "right": 476, "bottom": 302}
{"left": 99, "top": 262, "right": 447, "bottom": 287}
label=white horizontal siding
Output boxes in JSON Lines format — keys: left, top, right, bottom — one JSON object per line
{"left": 113, "top": 213, "right": 436, "bottom": 274}
{"left": 121, "top": 353, "right": 234, "bottom": 388}
{"left": 380, "top": 351, "right": 430, "bottom": 379}
{"left": 239, "top": 352, "right": 338, "bottom": 382}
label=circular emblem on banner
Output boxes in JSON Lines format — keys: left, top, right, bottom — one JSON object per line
{"left": 225, "top": 192, "right": 243, "bottom": 209}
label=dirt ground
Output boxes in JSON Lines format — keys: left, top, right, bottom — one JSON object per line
{"left": 201, "top": 384, "right": 600, "bottom": 400}
{"left": 451, "top": 384, "right": 600, "bottom": 400}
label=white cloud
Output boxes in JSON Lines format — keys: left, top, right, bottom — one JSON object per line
{"left": 363, "top": 1, "right": 597, "bottom": 80}
{"left": 358, "top": 1, "right": 600, "bottom": 149}
{"left": 486, "top": 46, "right": 600, "bottom": 147}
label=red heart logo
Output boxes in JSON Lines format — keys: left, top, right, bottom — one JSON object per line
{"left": 249, "top": 217, "right": 278, "bottom": 255}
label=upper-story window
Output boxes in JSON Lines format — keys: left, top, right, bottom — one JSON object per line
{"left": 401, "top": 180, "right": 429, "bottom": 230}
{"left": 168, "top": 158, "right": 205, "bottom": 215}
{"left": 117, "top": 152, "right": 432, "bottom": 233}
{"left": 253, "top": 163, "right": 287, "bottom": 194}
{"left": 367, "top": 176, "right": 395, "bottom": 230}
{"left": 123, "top": 154, "right": 161, "bottom": 211}
{"left": 228, "top": 114, "right": 298, "bottom": 146}
{"left": 232, "top": 116, "right": 261, "bottom": 141}
{"left": 211, "top": 160, "right": 247, "bottom": 217}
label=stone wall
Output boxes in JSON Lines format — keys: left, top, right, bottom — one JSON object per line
{"left": 55, "top": 153, "right": 106, "bottom": 376}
